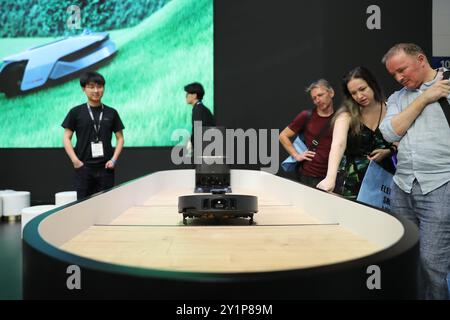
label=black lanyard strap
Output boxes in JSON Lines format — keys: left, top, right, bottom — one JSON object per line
{"left": 86, "top": 103, "right": 104, "bottom": 141}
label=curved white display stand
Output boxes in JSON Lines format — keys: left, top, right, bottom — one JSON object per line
{"left": 23, "top": 169, "right": 419, "bottom": 299}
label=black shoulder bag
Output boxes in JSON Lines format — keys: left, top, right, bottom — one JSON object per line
{"left": 438, "top": 71, "right": 450, "bottom": 127}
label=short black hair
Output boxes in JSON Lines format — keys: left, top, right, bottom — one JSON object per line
{"left": 184, "top": 82, "right": 204, "bottom": 100}
{"left": 80, "top": 71, "right": 105, "bottom": 87}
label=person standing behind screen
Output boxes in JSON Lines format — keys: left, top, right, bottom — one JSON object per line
{"left": 279, "top": 79, "right": 334, "bottom": 188}
{"left": 184, "top": 82, "right": 215, "bottom": 152}
{"left": 62, "top": 71, "right": 125, "bottom": 200}
{"left": 380, "top": 43, "right": 450, "bottom": 300}
{"left": 317, "top": 67, "right": 395, "bottom": 199}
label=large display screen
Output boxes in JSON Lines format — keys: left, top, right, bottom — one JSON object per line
{"left": 0, "top": 0, "right": 213, "bottom": 147}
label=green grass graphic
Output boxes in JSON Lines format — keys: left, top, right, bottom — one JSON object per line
{"left": 0, "top": 0, "right": 213, "bottom": 147}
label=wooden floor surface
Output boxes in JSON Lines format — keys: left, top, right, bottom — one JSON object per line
{"left": 60, "top": 188, "right": 380, "bottom": 273}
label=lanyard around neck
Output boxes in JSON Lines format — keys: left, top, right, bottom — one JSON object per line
{"left": 87, "top": 103, "right": 104, "bottom": 140}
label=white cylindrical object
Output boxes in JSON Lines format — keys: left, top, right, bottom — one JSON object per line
{"left": 55, "top": 191, "right": 77, "bottom": 206}
{"left": 21, "top": 205, "right": 56, "bottom": 237}
{"left": 0, "top": 190, "right": 15, "bottom": 216}
{"left": 2, "top": 191, "right": 30, "bottom": 217}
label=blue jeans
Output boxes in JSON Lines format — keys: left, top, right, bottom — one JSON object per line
{"left": 391, "top": 180, "right": 450, "bottom": 300}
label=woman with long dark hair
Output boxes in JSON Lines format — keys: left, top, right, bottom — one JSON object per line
{"left": 317, "top": 66, "right": 396, "bottom": 199}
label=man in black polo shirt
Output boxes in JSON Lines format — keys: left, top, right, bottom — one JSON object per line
{"left": 62, "top": 71, "right": 125, "bottom": 200}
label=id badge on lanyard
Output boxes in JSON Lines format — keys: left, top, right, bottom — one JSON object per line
{"left": 91, "top": 141, "right": 104, "bottom": 158}
{"left": 87, "top": 103, "right": 104, "bottom": 158}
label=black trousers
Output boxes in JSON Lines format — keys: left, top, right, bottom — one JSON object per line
{"left": 74, "top": 166, "right": 115, "bottom": 200}
{"left": 296, "top": 171, "right": 324, "bottom": 189}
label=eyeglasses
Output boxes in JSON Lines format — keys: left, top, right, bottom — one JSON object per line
{"left": 86, "top": 84, "right": 104, "bottom": 90}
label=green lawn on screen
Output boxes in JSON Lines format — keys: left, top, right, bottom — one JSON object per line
{"left": 0, "top": 0, "right": 213, "bottom": 147}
